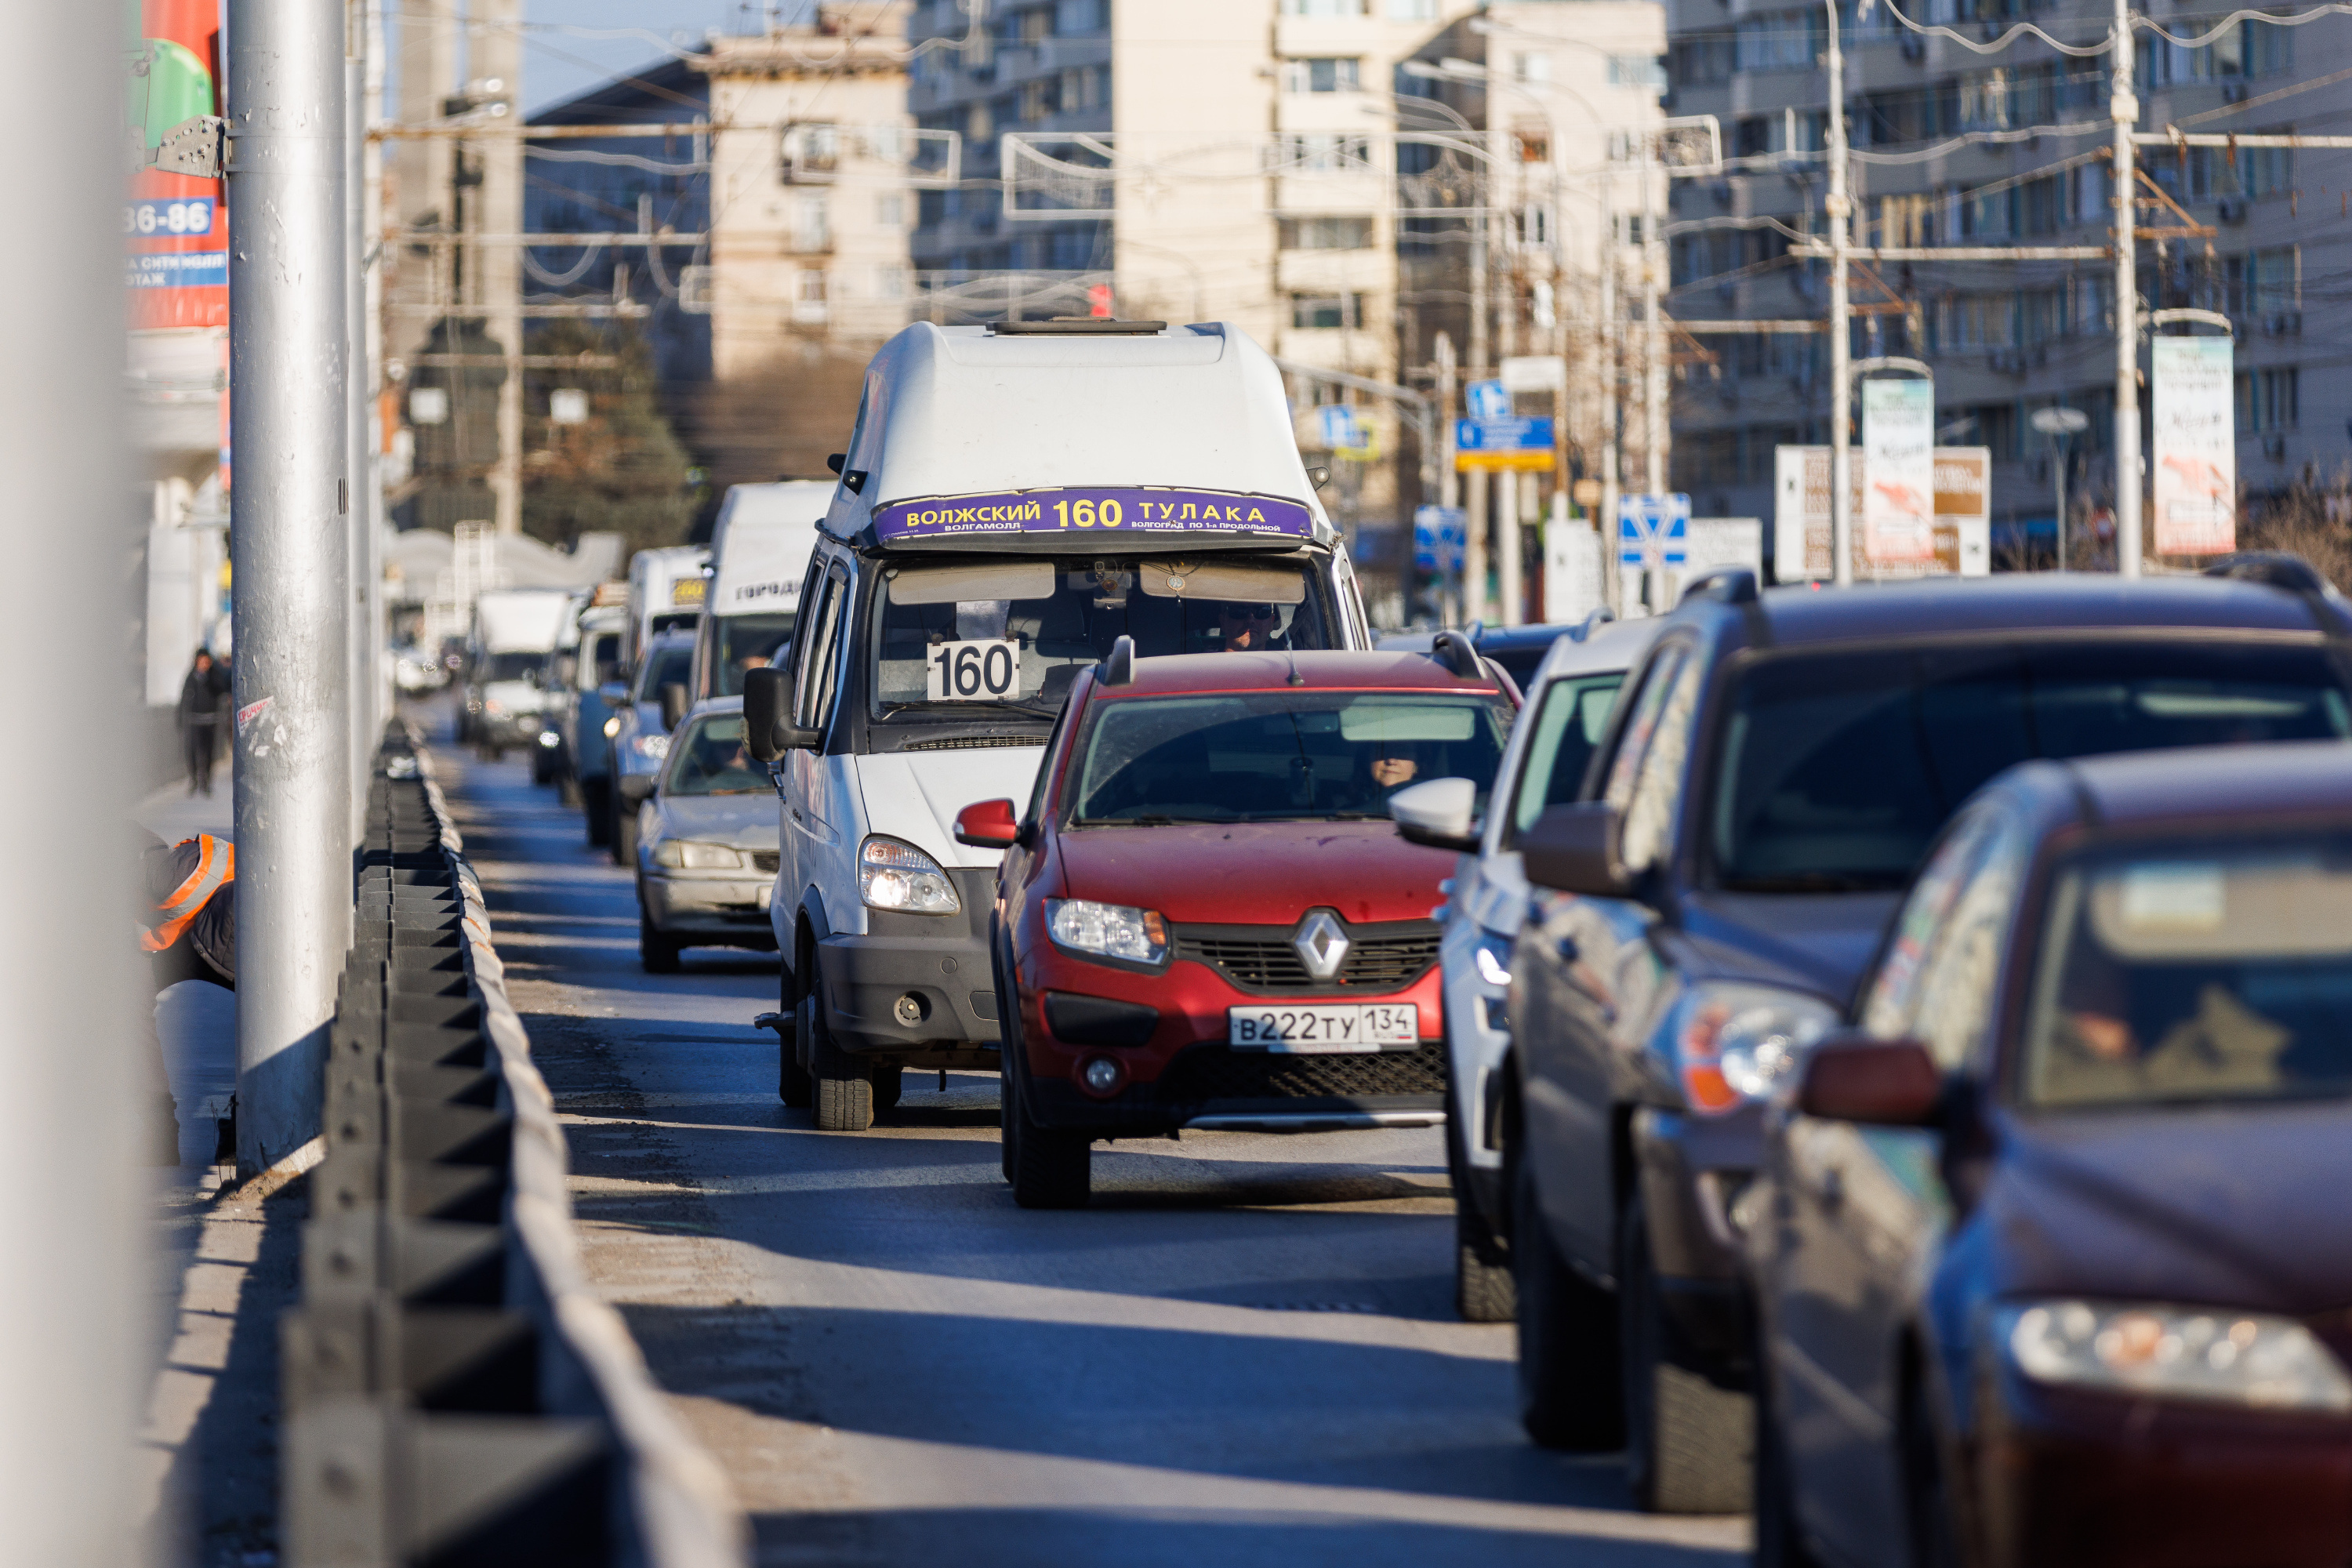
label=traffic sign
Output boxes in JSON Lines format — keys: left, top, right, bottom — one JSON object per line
{"left": 1414, "top": 505, "right": 1466, "bottom": 574}
{"left": 1617, "top": 493, "right": 1690, "bottom": 568}
{"left": 1318, "top": 404, "right": 1361, "bottom": 451}
{"left": 1455, "top": 415, "right": 1555, "bottom": 473}
{"left": 1465, "top": 379, "right": 1512, "bottom": 421}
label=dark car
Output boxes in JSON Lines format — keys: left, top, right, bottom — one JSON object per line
{"left": 1379, "top": 615, "right": 1607, "bottom": 696}
{"left": 1751, "top": 741, "right": 2352, "bottom": 1568}
{"left": 956, "top": 643, "right": 1516, "bottom": 1208}
{"left": 1505, "top": 560, "right": 2352, "bottom": 1513}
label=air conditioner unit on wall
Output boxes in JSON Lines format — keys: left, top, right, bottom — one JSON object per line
{"left": 2266, "top": 310, "right": 2303, "bottom": 336}
{"left": 2217, "top": 198, "right": 2248, "bottom": 224}
{"left": 2223, "top": 82, "right": 2249, "bottom": 103}
{"left": 2263, "top": 433, "right": 2288, "bottom": 459}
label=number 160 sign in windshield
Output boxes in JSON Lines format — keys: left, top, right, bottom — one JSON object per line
{"left": 927, "top": 638, "right": 1022, "bottom": 702}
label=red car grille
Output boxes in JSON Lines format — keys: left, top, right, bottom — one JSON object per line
{"left": 1156, "top": 1042, "right": 1447, "bottom": 1103}
{"left": 1176, "top": 925, "right": 1439, "bottom": 993}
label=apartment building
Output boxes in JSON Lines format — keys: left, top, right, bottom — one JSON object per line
{"left": 1663, "top": 0, "right": 2350, "bottom": 554}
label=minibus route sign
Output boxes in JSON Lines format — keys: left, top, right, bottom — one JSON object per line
{"left": 875, "top": 485, "right": 1314, "bottom": 543}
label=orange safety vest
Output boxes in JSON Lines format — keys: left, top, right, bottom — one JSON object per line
{"left": 143, "top": 834, "right": 234, "bottom": 953}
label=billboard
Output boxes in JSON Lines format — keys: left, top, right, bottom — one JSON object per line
{"left": 1860, "top": 379, "right": 1937, "bottom": 562}
{"left": 2151, "top": 337, "right": 2237, "bottom": 555}
{"left": 128, "top": 1, "right": 227, "bottom": 330}
{"left": 1773, "top": 446, "right": 1992, "bottom": 580}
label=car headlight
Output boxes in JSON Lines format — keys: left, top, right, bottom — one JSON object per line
{"left": 1674, "top": 983, "right": 1836, "bottom": 1114}
{"left": 653, "top": 840, "right": 744, "bottom": 870}
{"left": 2001, "top": 1301, "right": 2352, "bottom": 1414}
{"left": 1046, "top": 898, "right": 1169, "bottom": 965}
{"left": 537, "top": 729, "right": 560, "bottom": 748}
{"left": 603, "top": 716, "right": 621, "bottom": 739}
{"left": 858, "top": 837, "right": 960, "bottom": 915}
{"left": 626, "top": 732, "right": 670, "bottom": 764}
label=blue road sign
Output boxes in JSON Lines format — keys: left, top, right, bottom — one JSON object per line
{"left": 1414, "top": 505, "right": 1466, "bottom": 574}
{"left": 1617, "top": 493, "right": 1691, "bottom": 567}
{"left": 1454, "top": 416, "right": 1555, "bottom": 452}
{"left": 1318, "top": 404, "right": 1362, "bottom": 450}
{"left": 1465, "top": 379, "right": 1512, "bottom": 421}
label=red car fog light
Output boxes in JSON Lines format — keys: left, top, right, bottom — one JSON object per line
{"left": 1079, "top": 1056, "right": 1126, "bottom": 1098}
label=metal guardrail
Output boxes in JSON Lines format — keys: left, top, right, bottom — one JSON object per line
{"left": 281, "top": 725, "right": 746, "bottom": 1566}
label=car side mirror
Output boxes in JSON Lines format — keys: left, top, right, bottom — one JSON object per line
{"left": 954, "top": 797, "right": 1022, "bottom": 850}
{"left": 743, "top": 666, "right": 820, "bottom": 761}
{"left": 1389, "top": 776, "right": 1480, "bottom": 853}
{"left": 617, "top": 773, "right": 656, "bottom": 807}
{"left": 599, "top": 681, "right": 629, "bottom": 710}
{"left": 1795, "top": 1033, "right": 1944, "bottom": 1127}
{"left": 659, "top": 681, "right": 690, "bottom": 732}
{"left": 1519, "top": 802, "right": 1632, "bottom": 897}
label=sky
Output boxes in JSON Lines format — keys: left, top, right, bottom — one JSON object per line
{"left": 519, "top": 1, "right": 815, "bottom": 113}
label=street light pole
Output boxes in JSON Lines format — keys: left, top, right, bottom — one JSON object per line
{"left": 1825, "top": 0, "right": 1855, "bottom": 586}
{"left": 2112, "top": 0, "right": 2143, "bottom": 579}
{"left": 228, "top": 0, "right": 353, "bottom": 1174}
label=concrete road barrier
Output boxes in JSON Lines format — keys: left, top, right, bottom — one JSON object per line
{"left": 280, "top": 723, "right": 746, "bottom": 1567}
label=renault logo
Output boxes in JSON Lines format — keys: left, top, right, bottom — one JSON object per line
{"left": 1294, "top": 910, "right": 1350, "bottom": 982}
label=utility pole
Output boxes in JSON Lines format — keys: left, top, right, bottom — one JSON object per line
{"left": 479, "top": 0, "right": 525, "bottom": 535}
{"left": 1497, "top": 135, "right": 1523, "bottom": 628}
{"left": 1642, "top": 132, "right": 1666, "bottom": 500}
{"left": 364, "top": 1, "right": 388, "bottom": 751}
{"left": 2112, "top": 0, "right": 2143, "bottom": 579}
{"left": 1824, "top": 0, "right": 1854, "bottom": 586}
{"left": 1599, "top": 164, "right": 1621, "bottom": 616}
{"left": 1436, "top": 331, "right": 1460, "bottom": 622}
{"left": 347, "top": 5, "right": 372, "bottom": 840}
{"left": 2, "top": 3, "right": 142, "bottom": 1555}
{"left": 1465, "top": 167, "right": 1490, "bottom": 624}
{"left": 228, "top": 0, "right": 354, "bottom": 1174}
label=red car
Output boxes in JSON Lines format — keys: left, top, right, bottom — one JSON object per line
{"left": 956, "top": 640, "right": 1518, "bottom": 1207}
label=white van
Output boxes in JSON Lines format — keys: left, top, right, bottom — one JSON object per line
{"left": 690, "top": 481, "right": 829, "bottom": 702}
{"left": 745, "top": 318, "right": 1375, "bottom": 1131}
{"left": 626, "top": 544, "right": 711, "bottom": 668}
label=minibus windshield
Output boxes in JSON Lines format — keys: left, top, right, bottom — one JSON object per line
{"left": 869, "top": 554, "right": 1337, "bottom": 722}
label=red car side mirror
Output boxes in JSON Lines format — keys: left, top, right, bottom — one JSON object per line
{"left": 954, "top": 797, "right": 1022, "bottom": 850}
{"left": 1796, "top": 1034, "right": 1944, "bottom": 1127}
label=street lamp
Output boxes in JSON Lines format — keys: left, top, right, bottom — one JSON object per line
{"left": 2031, "top": 405, "right": 2091, "bottom": 570}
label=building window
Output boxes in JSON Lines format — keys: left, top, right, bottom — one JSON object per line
{"left": 1290, "top": 292, "right": 1365, "bottom": 328}
{"left": 1282, "top": 57, "right": 1362, "bottom": 93}
{"left": 873, "top": 265, "right": 910, "bottom": 299}
{"left": 1606, "top": 54, "right": 1668, "bottom": 90}
{"left": 1278, "top": 215, "right": 1374, "bottom": 249}
{"left": 2228, "top": 245, "right": 2299, "bottom": 318}
{"left": 1514, "top": 52, "right": 1552, "bottom": 85}
{"left": 794, "top": 269, "right": 829, "bottom": 325}
{"left": 1020, "top": 79, "right": 1051, "bottom": 121}
{"left": 967, "top": 100, "right": 993, "bottom": 141}
{"left": 1386, "top": 0, "right": 1437, "bottom": 16}
{"left": 1933, "top": 295, "right": 2013, "bottom": 351}
{"left": 1283, "top": 0, "right": 1367, "bottom": 13}
{"left": 782, "top": 123, "right": 838, "bottom": 180}
{"left": 876, "top": 193, "right": 906, "bottom": 227}
{"left": 2238, "top": 367, "right": 2299, "bottom": 431}
{"left": 1674, "top": 32, "right": 1737, "bottom": 87}
{"left": 1018, "top": 7, "right": 1051, "bottom": 46}
{"left": 1054, "top": 0, "right": 1106, "bottom": 34}
{"left": 1735, "top": 10, "right": 1823, "bottom": 74}
{"left": 793, "top": 194, "right": 830, "bottom": 252}
{"left": 1271, "top": 133, "right": 1374, "bottom": 172}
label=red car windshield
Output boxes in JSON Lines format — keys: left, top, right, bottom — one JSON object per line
{"left": 1069, "top": 691, "right": 1512, "bottom": 825}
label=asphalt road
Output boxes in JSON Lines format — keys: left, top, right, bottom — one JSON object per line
{"left": 423, "top": 709, "right": 1748, "bottom": 1568}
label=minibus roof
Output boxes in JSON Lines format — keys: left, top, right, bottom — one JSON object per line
{"left": 820, "top": 320, "right": 1334, "bottom": 554}
{"left": 710, "top": 482, "right": 828, "bottom": 618}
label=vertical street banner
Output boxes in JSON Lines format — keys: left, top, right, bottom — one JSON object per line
{"left": 1860, "top": 379, "right": 1936, "bottom": 562}
{"left": 2151, "top": 337, "right": 2237, "bottom": 555}
{"left": 128, "top": 0, "right": 227, "bottom": 330}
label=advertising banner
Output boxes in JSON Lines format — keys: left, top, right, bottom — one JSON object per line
{"left": 129, "top": 0, "right": 227, "bottom": 330}
{"left": 2151, "top": 337, "right": 2237, "bottom": 556}
{"left": 1860, "top": 379, "right": 1936, "bottom": 562}
{"left": 1774, "top": 446, "right": 1991, "bottom": 580}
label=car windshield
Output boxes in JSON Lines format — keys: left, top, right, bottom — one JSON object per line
{"left": 1711, "top": 642, "right": 2351, "bottom": 892}
{"left": 586, "top": 630, "right": 624, "bottom": 688}
{"left": 2023, "top": 835, "right": 2352, "bottom": 1109}
{"left": 666, "top": 714, "right": 765, "bottom": 796}
{"left": 871, "top": 554, "right": 1338, "bottom": 724}
{"left": 633, "top": 643, "right": 694, "bottom": 702}
{"left": 1511, "top": 672, "right": 1629, "bottom": 837}
{"left": 1070, "top": 691, "right": 1512, "bottom": 825}
{"left": 482, "top": 652, "right": 540, "bottom": 682}
{"left": 712, "top": 612, "right": 795, "bottom": 697}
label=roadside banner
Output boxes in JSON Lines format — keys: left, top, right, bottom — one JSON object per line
{"left": 1774, "top": 446, "right": 1991, "bottom": 579}
{"left": 2151, "top": 337, "right": 2237, "bottom": 555}
{"left": 129, "top": 0, "right": 227, "bottom": 330}
{"left": 1860, "top": 379, "right": 1936, "bottom": 562}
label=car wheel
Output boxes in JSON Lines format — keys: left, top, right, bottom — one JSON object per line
{"left": 1447, "top": 1085, "right": 1514, "bottom": 1323}
{"left": 611, "top": 795, "right": 639, "bottom": 866}
{"left": 1007, "top": 1044, "right": 1089, "bottom": 1209}
{"left": 559, "top": 772, "right": 583, "bottom": 808}
{"left": 1512, "top": 1145, "right": 1623, "bottom": 1450}
{"left": 808, "top": 977, "right": 873, "bottom": 1133}
{"left": 638, "top": 909, "right": 681, "bottom": 975}
{"left": 993, "top": 928, "right": 1020, "bottom": 1184}
{"left": 583, "top": 780, "right": 612, "bottom": 847}
{"left": 1903, "top": 1386, "right": 1965, "bottom": 1568}
{"left": 873, "top": 1066, "right": 904, "bottom": 1113}
{"left": 1753, "top": 1338, "right": 1824, "bottom": 1568}
{"left": 778, "top": 991, "right": 813, "bottom": 1109}
{"left": 998, "top": 1054, "right": 1021, "bottom": 1184}
{"left": 1619, "top": 1192, "right": 1752, "bottom": 1514}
